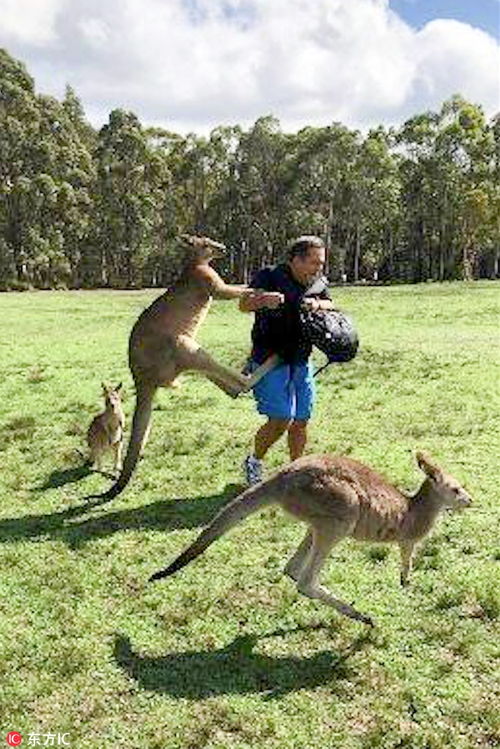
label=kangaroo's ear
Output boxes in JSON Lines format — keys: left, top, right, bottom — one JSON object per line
{"left": 115, "top": 382, "right": 123, "bottom": 392}
{"left": 179, "top": 233, "right": 197, "bottom": 246}
{"left": 101, "top": 382, "right": 108, "bottom": 393}
{"left": 416, "top": 451, "right": 442, "bottom": 480}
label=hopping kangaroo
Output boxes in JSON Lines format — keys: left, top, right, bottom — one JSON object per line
{"left": 88, "top": 235, "right": 281, "bottom": 502}
{"left": 86, "top": 383, "right": 125, "bottom": 474}
{"left": 150, "top": 451, "right": 472, "bottom": 626}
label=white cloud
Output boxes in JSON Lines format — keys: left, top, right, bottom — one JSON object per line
{"left": 0, "top": 0, "right": 498, "bottom": 132}
{"left": 78, "top": 18, "right": 110, "bottom": 49}
{"left": 0, "top": 0, "right": 63, "bottom": 45}
{"left": 414, "top": 20, "right": 500, "bottom": 107}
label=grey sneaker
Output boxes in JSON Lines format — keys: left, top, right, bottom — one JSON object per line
{"left": 243, "top": 455, "right": 263, "bottom": 486}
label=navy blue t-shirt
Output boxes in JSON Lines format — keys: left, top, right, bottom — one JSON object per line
{"left": 250, "top": 264, "right": 331, "bottom": 364}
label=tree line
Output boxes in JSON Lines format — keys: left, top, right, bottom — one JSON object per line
{"left": 1, "top": 48, "right": 499, "bottom": 290}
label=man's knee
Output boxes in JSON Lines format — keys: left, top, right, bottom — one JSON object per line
{"left": 268, "top": 418, "right": 292, "bottom": 436}
{"left": 288, "top": 419, "right": 308, "bottom": 434}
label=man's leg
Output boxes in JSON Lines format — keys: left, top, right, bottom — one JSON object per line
{"left": 255, "top": 418, "right": 291, "bottom": 460}
{"left": 288, "top": 361, "right": 315, "bottom": 461}
{"left": 243, "top": 362, "right": 292, "bottom": 485}
{"left": 287, "top": 419, "right": 308, "bottom": 461}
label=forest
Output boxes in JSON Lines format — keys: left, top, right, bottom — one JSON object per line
{"left": 1, "top": 48, "right": 499, "bottom": 289}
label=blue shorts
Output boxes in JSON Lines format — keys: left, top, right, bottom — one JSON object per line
{"left": 248, "top": 360, "right": 315, "bottom": 421}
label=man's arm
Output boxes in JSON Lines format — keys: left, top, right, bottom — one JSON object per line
{"left": 239, "top": 289, "right": 284, "bottom": 312}
{"left": 302, "top": 281, "right": 338, "bottom": 312}
{"left": 239, "top": 267, "right": 284, "bottom": 311}
{"left": 302, "top": 297, "right": 337, "bottom": 312}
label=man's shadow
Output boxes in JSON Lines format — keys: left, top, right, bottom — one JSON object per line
{"left": 0, "top": 485, "right": 241, "bottom": 549}
{"left": 113, "top": 626, "right": 373, "bottom": 700}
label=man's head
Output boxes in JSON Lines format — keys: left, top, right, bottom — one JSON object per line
{"left": 288, "top": 236, "right": 326, "bottom": 285}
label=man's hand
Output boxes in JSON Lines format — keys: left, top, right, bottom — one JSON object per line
{"left": 257, "top": 291, "right": 285, "bottom": 309}
{"left": 302, "top": 298, "right": 337, "bottom": 312}
{"left": 240, "top": 290, "right": 284, "bottom": 312}
{"left": 302, "top": 298, "right": 321, "bottom": 312}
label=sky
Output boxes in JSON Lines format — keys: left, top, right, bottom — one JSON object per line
{"left": 0, "top": 0, "right": 499, "bottom": 134}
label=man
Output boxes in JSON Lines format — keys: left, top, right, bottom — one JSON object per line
{"left": 240, "top": 235, "right": 335, "bottom": 485}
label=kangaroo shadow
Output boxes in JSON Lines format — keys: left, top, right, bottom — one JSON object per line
{"left": 0, "top": 485, "right": 241, "bottom": 549}
{"left": 34, "top": 464, "right": 93, "bottom": 491}
{"left": 114, "top": 626, "right": 372, "bottom": 700}
{"left": 34, "top": 457, "right": 122, "bottom": 491}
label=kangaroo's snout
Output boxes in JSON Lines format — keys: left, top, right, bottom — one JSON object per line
{"left": 179, "top": 234, "right": 226, "bottom": 253}
{"left": 458, "top": 491, "right": 472, "bottom": 509}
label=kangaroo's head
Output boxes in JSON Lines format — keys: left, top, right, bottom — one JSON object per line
{"left": 179, "top": 234, "right": 226, "bottom": 264}
{"left": 101, "top": 382, "right": 123, "bottom": 410}
{"left": 416, "top": 451, "right": 472, "bottom": 512}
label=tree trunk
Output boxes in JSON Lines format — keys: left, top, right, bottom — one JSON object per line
{"left": 354, "top": 222, "right": 360, "bottom": 282}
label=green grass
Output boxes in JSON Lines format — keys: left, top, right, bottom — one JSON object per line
{"left": 0, "top": 282, "right": 499, "bottom": 749}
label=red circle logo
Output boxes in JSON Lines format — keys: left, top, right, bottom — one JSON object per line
{"left": 6, "top": 734, "right": 23, "bottom": 747}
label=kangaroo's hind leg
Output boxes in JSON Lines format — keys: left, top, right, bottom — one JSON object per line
{"left": 112, "top": 441, "right": 123, "bottom": 473}
{"left": 176, "top": 335, "right": 250, "bottom": 397}
{"left": 243, "top": 355, "right": 280, "bottom": 390}
{"left": 88, "top": 448, "right": 99, "bottom": 471}
{"left": 297, "top": 525, "right": 374, "bottom": 626}
{"left": 284, "top": 529, "right": 313, "bottom": 581}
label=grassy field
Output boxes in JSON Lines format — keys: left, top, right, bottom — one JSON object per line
{"left": 0, "top": 282, "right": 499, "bottom": 749}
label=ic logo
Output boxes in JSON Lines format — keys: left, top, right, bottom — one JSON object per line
{"left": 6, "top": 734, "right": 23, "bottom": 747}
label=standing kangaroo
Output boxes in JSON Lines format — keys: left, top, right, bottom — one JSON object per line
{"left": 86, "top": 383, "right": 125, "bottom": 474}
{"left": 87, "top": 235, "right": 282, "bottom": 502}
{"left": 150, "top": 451, "right": 472, "bottom": 626}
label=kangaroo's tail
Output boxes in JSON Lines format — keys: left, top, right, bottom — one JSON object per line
{"left": 149, "top": 478, "right": 280, "bottom": 582}
{"left": 84, "top": 384, "right": 155, "bottom": 502}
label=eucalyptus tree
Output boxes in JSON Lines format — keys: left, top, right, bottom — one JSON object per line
{"left": 62, "top": 85, "right": 96, "bottom": 152}
{"left": 346, "top": 127, "right": 401, "bottom": 282}
{"left": 0, "top": 49, "right": 42, "bottom": 286}
{"left": 285, "top": 123, "right": 362, "bottom": 279}
{"left": 225, "top": 116, "right": 290, "bottom": 280}
{"left": 487, "top": 114, "right": 500, "bottom": 277}
{"left": 1, "top": 47, "right": 497, "bottom": 288}
{"left": 0, "top": 50, "right": 94, "bottom": 288}
{"left": 93, "top": 109, "right": 170, "bottom": 287}
{"left": 34, "top": 93, "right": 95, "bottom": 287}
{"left": 140, "top": 126, "right": 183, "bottom": 287}
{"left": 397, "top": 96, "right": 494, "bottom": 280}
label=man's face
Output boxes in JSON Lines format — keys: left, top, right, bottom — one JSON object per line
{"left": 290, "top": 245, "right": 326, "bottom": 285}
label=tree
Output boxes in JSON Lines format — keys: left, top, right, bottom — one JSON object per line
{"left": 0, "top": 49, "right": 498, "bottom": 288}
{"left": 92, "top": 109, "right": 169, "bottom": 287}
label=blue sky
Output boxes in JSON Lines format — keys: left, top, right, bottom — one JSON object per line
{"left": 0, "top": 0, "right": 498, "bottom": 133}
{"left": 390, "top": 0, "right": 499, "bottom": 37}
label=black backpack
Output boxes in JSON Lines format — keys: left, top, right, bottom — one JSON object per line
{"left": 299, "top": 307, "right": 359, "bottom": 375}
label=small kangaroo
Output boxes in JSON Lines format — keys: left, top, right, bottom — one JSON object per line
{"left": 86, "top": 383, "right": 125, "bottom": 474}
{"left": 150, "top": 451, "right": 472, "bottom": 626}
{"left": 87, "top": 235, "right": 281, "bottom": 502}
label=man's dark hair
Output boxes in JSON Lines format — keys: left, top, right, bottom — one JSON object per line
{"left": 287, "top": 235, "right": 325, "bottom": 261}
